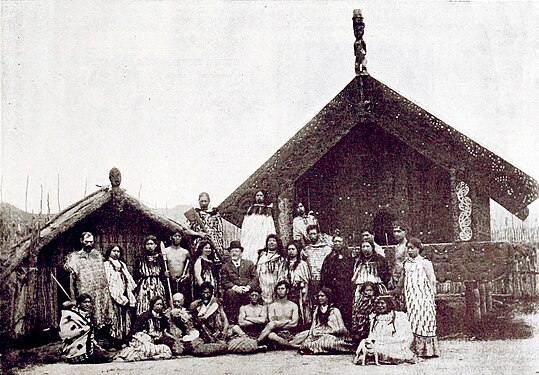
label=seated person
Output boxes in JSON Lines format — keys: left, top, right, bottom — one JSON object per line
{"left": 128, "top": 296, "right": 177, "bottom": 354}
{"left": 236, "top": 287, "right": 268, "bottom": 338}
{"left": 166, "top": 293, "right": 200, "bottom": 354}
{"left": 361, "top": 295, "right": 417, "bottom": 364}
{"left": 298, "top": 287, "right": 353, "bottom": 355}
{"left": 220, "top": 240, "right": 259, "bottom": 324}
{"left": 188, "top": 282, "right": 229, "bottom": 356}
{"left": 59, "top": 293, "right": 112, "bottom": 364}
{"left": 227, "top": 287, "right": 269, "bottom": 354}
{"left": 257, "top": 280, "right": 299, "bottom": 350}
{"left": 115, "top": 331, "right": 172, "bottom": 362}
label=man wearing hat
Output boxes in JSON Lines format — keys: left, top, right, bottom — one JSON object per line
{"left": 219, "top": 240, "right": 259, "bottom": 324}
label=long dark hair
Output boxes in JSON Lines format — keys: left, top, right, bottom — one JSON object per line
{"left": 285, "top": 240, "right": 303, "bottom": 271}
{"left": 358, "top": 239, "right": 376, "bottom": 262}
{"left": 196, "top": 239, "right": 216, "bottom": 258}
{"left": 316, "top": 287, "right": 334, "bottom": 326}
{"left": 105, "top": 244, "right": 124, "bottom": 260}
{"left": 259, "top": 234, "right": 285, "bottom": 258}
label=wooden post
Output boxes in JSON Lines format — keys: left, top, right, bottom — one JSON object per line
{"left": 485, "top": 281, "right": 493, "bottom": 312}
{"left": 276, "top": 184, "right": 294, "bottom": 245}
{"left": 465, "top": 280, "right": 481, "bottom": 326}
{"left": 449, "top": 169, "right": 461, "bottom": 242}
{"left": 478, "top": 282, "right": 487, "bottom": 317}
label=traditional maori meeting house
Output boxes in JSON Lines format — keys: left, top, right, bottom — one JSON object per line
{"left": 0, "top": 168, "right": 193, "bottom": 340}
{"left": 219, "top": 10, "right": 539, "bottom": 247}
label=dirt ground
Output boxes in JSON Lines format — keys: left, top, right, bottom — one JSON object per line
{"left": 14, "top": 314, "right": 539, "bottom": 375}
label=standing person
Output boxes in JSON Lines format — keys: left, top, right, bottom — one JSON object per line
{"left": 391, "top": 222, "right": 409, "bottom": 288}
{"left": 257, "top": 281, "right": 299, "bottom": 349}
{"left": 298, "top": 287, "right": 353, "bottom": 355}
{"left": 319, "top": 235, "right": 355, "bottom": 329}
{"left": 292, "top": 202, "right": 318, "bottom": 246}
{"left": 352, "top": 239, "right": 390, "bottom": 297}
{"left": 303, "top": 225, "right": 333, "bottom": 293}
{"left": 220, "top": 240, "right": 259, "bottom": 324}
{"left": 64, "top": 232, "right": 113, "bottom": 329}
{"left": 400, "top": 237, "right": 439, "bottom": 358}
{"left": 59, "top": 294, "right": 112, "bottom": 364}
{"left": 103, "top": 244, "right": 137, "bottom": 345}
{"left": 240, "top": 190, "right": 276, "bottom": 262}
{"left": 135, "top": 235, "right": 166, "bottom": 316}
{"left": 162, "top": 231, "right": 192, "bottom": 305}
{"left": 360, "top": 228, "right": 385, "bottom": 257}
{"left": 185, "top": 192, "right": 228, "bottom": 262}
{"left": 193, "top": 239, "right": 220, "bottom": 299}
{"left": 286, "top": 240, "right": 312, "bottom": 329}
{"left": 256, "top": 234, "right": 289, "bottom": 305}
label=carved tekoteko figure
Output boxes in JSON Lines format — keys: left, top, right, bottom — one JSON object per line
{"left": 353, "top": 9, "right": 367, "bottom": 75}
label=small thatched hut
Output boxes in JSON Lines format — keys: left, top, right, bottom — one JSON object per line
{"left": 0, "top": 168, "right": 194, "bottom": 342}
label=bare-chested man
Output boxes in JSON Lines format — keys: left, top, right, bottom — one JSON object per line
{"left": 162, "top": 232, "right": 192, "bottom": 305}
{"left": 257, "top": 280, "right": 299, "bottom": 349}
{"left": 235, "top": 288, "right": 268, "bottom": 338}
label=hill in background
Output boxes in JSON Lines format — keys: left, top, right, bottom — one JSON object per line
{"left": 154, "top": 204, "right": 192, "bottom": 227}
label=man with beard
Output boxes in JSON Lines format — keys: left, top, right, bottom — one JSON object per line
{"left": 220, "top": 240, "right": 259, "bottom": 324}
{"left": 185, "top": 192, "right": 228, "bottom": 263}
{"left": 292, "top": 202, "right": 318, "bottom": 247}
{"left": 319, "top": 234, "right": 355, "bottom": 329}
{"left": 240, "top": 190, "right": 276, "bottom": 262}
{"left": 162, "top": 232, "right": 192, "bottom": 305}
{"left": 257, "top": 280, "right": 299, "bottom": 350}
{"left": 64, "top": 232, "right": 113, "bottom": 330}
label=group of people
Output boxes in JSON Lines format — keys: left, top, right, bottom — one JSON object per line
{"left": 59, "top": 191, "right": 439, "bottom": 365}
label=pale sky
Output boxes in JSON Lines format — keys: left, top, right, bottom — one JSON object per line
{"left": 1, "top": 1, "right": 538, "bottom": 217}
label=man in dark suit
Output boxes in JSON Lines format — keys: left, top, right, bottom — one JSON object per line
{"left": 220, "top": 240, "right": 259, "bottom": 324}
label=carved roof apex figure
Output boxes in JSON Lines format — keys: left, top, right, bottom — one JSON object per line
{"left": 109, "top": 167, "right": 122, "bottom": 188}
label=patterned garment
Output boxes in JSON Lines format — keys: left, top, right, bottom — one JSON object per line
{"left": 194, "top": 257, "right": 219, "bottom": 298}
{"left": 135, "top": 256, "right": 166, "bottom": 316}
{"left": 240, "top": 205, "right": 276, "bottom": 263}
{"left": 288, "top": 259, "right": 312, "bottom": 327}
{"left": 351, "top": 255, "right": 390, "bottom": 295}
{"left": 188, "top": 208, "right": 226, "bottom": 260}
{"left": 292, "top": 214, "right": 318, "bottom": 245}
{"left": 104, "top": 259, "right": 137, "bottom": 340}
{"left": 403, "top": 255, "right": 440, "bottom": 357}
{"left": 303, "top": 235, "right": 333, "bottom": 281}
{"left": 116, "top": 332, "right": 172, "bottom": 361}
{"left": 189, "top": 297, "right": 229, "bottom": 343}
{"left": 351, "top": 292, "right": 375, "bottom": 339}
{"left": 299, "top": 305, "right": 353, "bottom": 354}
{"left": 368, "top": 310, "right": 417, "bottom": 364}
{"left": 64, "top": 249, "right": 113, "bottom": 327}
{"left": 59, "top": 307, "right": 95, "bottom": 363}
{"left": 256, "top": 251, "right": 288, "bottom": 305}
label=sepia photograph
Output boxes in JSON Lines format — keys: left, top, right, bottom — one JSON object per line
{"left": 1, "top": 1, "right": 538, "bottom": 374}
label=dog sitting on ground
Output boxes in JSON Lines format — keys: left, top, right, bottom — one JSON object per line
{"left": 353, "top": 338, "right": 380, "bottom": 365}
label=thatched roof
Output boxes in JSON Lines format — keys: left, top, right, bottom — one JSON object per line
{"left": 219, "top": 74, "right": 539, "bottom": 225}
{"left": 0, "top": 184, "right": 189, "bottom": 281}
